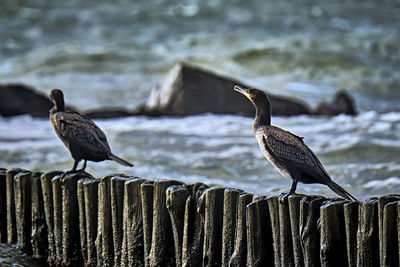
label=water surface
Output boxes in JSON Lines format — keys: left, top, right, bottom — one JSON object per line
{"left": 0, "top": 0, "right": 399, "bottom": 263}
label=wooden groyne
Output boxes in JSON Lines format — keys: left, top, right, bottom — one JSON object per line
{"left": 1, "top": 167, "right": 399, "bottom": 266}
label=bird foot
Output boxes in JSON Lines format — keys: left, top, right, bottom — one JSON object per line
{"left": 278, "top": 192, "right": 293, "bottom": 204}
{"left": 64, "top": 169, "right": 90, "bottom": 176}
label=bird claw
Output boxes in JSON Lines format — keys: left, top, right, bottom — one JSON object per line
{"left": 64, "top": 169, "right": 90, "bottom": 177}
{"left": 278, "top": 192, "right": 292, "bottom": 204}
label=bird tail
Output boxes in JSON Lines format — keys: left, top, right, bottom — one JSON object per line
{"left": 326, "top": 180, "right": 357, "bottom": 201}
{"left": 109, "top": 153, "right": 134, "bottom": 167}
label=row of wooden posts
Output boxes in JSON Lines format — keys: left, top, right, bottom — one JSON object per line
{"left": 0, "top": 167, "right": 399, "bottom": 266}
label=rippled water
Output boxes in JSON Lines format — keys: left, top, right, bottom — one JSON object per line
{"left": 0, "top": 0, "right": 399, "bottom": 263}
{"left": 1, "top": 112, "right": 399, "bottom": 198}
{"left": 0, "top": 244, "right": 42, "bottom": 266}
{"left": 1, "top": 0, "right": 399, "bottom": 111}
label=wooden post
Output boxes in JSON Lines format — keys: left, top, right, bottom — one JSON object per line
{"left": 7, "top": 166, "right": 400, "bottom": 267}
{"left": 84, "top": 179, "right": 100, "bottom": 267}
{"left": 6, "top": 168, "right": 23, "bottom": 244}
{"left": 357, "top": 199, "right": 379, "bottom": 267}
{"left": 246, "top": 199, "right": 274, "bottom": 266}
{"left": 229, "top": 193, "right": 253, "bottom": 267}
{"left": 378, "top": 196, "right": 400, "bottom": 266}
{"left": 78, "top": 178, "right": 99, "bottom": 266}
{"left": 141, "top": 181, "right": 154, "bottom": 266}
{"left": 78, "top": 179, "right": 88, "bottom": 264}
{"left": 121, "top": 178, "right": 147, "bottom": 267}
{"left": 14, "top": 171, "right": 33, "bottom": 253}
{"left": 382, "top": 201, "right": 399, "bottom": 267}
{"left": 31, "top": 172, "right": 47, "bottom": 262}
{"left": 320, "top": 200, "right": 347, "bottom": 267}
{"left": 221, "top": 189, "right": 241, "bottom": 267}
{"left": 62, "top": 172, "right": 90, "bottom": 266}
{"left": 300, "top": 196, "right": 325, "bottom": 267}
{"left": 111, "top": 176, "right": 133, "bottom": 266}
{"left": 288, "top": 195, "right": 306, "bottom": 267}
{"left": 181, "top": 182, "right": 208, "bottom": 267}
{"left": 149, "top": 179, "right": 183, "bottom": 266}
{"left": 343, "top": 201, "right": 359, "bottom": 267}
{"left": 96, "top": 175, "right": 114, "bottom": 267}
{"left": 41, "top": 170, "right": 63, "bottom": 264}
{"left": 166, "top": 184, "right": 190, "bottom": 267}
{"left": 52, "top": 173, "right": 63, "bottom": 265}
{"left": 202, "top": 187, "right": 225, "bottom": 267}
{"left": 279, "top": 197, "right": 295, "bottom": 267}
{"left": 266, "top": 196, "right": 281, "bottom": 267}
{"left": 0, "top": 168, "right": 7, "bottom": 243}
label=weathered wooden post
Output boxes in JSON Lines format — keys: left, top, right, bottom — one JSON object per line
{"left": 111, "top": 176, "right": 133, "bottom": 266}
{"left": 41, "top": 170, "right": 63, "bottom": 264}
{"left": 121, "top": 178, "right": 147, "bottom": 267}
{"left": 229, "top": 193, "right": 253, "bottom": 267}
{"left": 141, "top": 180, "right": 154, "bottom": 266}
{"left": 378, "top": 195, "right": 400, "bottom": 267}
{"left": 14, "top": 171, "right": 33, "bottom": 253}
{"left": 78, "top": 179, "right": 88, "bottom": 264}
{"left": 96, "top": 175, "right": 114, "bottom": 267}
{"left": 202, "top": 187, "right": 225, "bottom": 267}
{"left": 149, "top": 179, "right": 184, "bottom": 266}
{"left": 52, "top": 173, "right": 63, "bottom": 265}
{"left": 221, "top": 189, "right": 241, "bottom": 267}
{"left": 6, "top": 168, "right": 23, "bottom": 244}
{"left": 278, "top": 197, "right": 295, "bottom": 267}
{"left": 320, "top": 200, "right": 348, "bottom": 267}
{"left": 357, "top": 199, "right": 379, "bottom": 267}
{"left": 343, "top": 201, "right": 359, "bottom": 267}
{"left": 0, "top": 168, "right": 7, "bottom": 243}
{"left": 181, "top": 182, "right": 208, "bottom": 267}
{"left": 31, "top": 171, "right": 47, "bottom": 262}
{"left": 288, "top": 195, "right": 306, "bottom": 267}
{"left": 381, "top": 200, "right": 399, "bottom": 267}
{"left": 85, "top": 179, "right": 100, "bottom": 266}
{"left": 166, "top": 184, "right": 190, "bottom": 267}
{"left": 266, "top": 196, "right": 281, "bottom": 267}
{"left": 62, "top": 172, "right": 91, "bottom": 266}
{"left": 246, "top": 198, "right": 274, "bottom": 266}
{"left": 300, "top": 196, "right": 325, "bottom": 267}
{"left": 78, "top": 178, "right": 99, "bottom": 266}
{"left": 7, "top": 165, "right": 400, "bottom": 267}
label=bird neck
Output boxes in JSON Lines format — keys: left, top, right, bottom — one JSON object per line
{"left": 53, "top": 98, "right": 65, "bottom": 113}
{"left": 253, "top": 100, "right": 271, "bottom": 129}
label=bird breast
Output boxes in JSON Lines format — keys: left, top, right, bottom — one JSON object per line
{"left": 255, "top": 130, "right": 292, "bottom": 179}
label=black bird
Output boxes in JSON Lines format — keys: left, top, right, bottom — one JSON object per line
{"left": 49, "top": 89, "right": 134, "bottom": 171}
{"left": 234, "top": 85, "right": 357, "bottom": 201}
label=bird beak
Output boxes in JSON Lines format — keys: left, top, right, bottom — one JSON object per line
{"left": 234, "top": 85, "right": 251, "bottom": 100}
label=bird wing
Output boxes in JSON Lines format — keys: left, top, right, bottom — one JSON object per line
{"left": 52, "top": 111, "right": 111, "bottom": 154}
{"left": 261, "top": 126, "right": 331, "bottom": 181}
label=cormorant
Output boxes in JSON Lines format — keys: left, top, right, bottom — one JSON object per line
{"left": 234, "top": 85, "right": 357, "bottom": 201}
{"left": 49, "top": 89, "right": 134, "bottom": 171}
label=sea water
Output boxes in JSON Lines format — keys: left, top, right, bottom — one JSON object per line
{"left": 0, "top": 0, "right": 399, "bottom": 264}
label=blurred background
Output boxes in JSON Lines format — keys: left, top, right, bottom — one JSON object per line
{"left": 1, "top": 0, "right": 400, "bottom": 200}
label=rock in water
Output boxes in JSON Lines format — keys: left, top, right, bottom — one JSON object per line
{"left": 0, "top": 84, "right": 53, "bottom": 117}
{"left": 314, "top": 89, "right": 357, "bottom": 116}
{"left": 144, "top": 63, "right": 311, "bottom": 117}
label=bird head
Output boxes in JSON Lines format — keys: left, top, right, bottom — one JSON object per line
{"left": 234, "top": 85, "right": 268, "bottom": 104}
{"left": 50, "top": 89, "right": 65, "bottom": 111}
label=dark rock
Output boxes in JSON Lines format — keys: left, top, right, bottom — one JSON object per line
{"left": 0, "top": 67, "right": 357, "bottom": 119}
{"left": 314, "top": 89, "right": 357, "bottom": 116}
{"left": 144, "top": 63, "right": 311, "bottom": 117}
{"left": 0, "top": 84, "right": 53, "bottom": 117}
{"left": 84, "top": 108, "right": 139, "bottom": 119}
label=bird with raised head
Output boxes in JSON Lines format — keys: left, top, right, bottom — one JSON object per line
{"left": 234, "top": 85, "right": 357, "bottom": 202}
{"left": 49, "top": 89, "right": 134, "bottom": 172}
